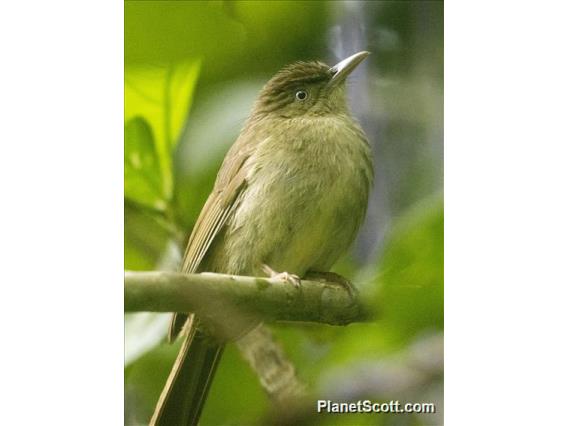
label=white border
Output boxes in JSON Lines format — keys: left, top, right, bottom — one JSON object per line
{"left": 1, "top": 0, "right": 123, "bottom": 424}
{"left": 446, "top": 1, "right": 568, "bottom": 424}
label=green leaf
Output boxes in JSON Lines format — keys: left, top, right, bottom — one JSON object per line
{"left": 125, "top": 313, "right": 170, "bottom": 366}
{"left": 375, "top": 195, "right": 444, "bottom": 335}
{"left": 124, "top": 202, "right": 171, "bottom": 271}
{"left": 124, "top": 117, "right": 165, "bottom": 210}
{"left": 125, "top": 59, "right": 201, "bottom": 199}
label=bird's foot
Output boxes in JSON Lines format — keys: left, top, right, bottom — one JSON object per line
{"left": 304, "top": 271, "right": 358, "bottom": 298}
{"left": 262, "top": 264, "right": 301, "bottom": 288}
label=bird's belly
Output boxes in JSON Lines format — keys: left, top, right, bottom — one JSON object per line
{"left": 216, "top": 166, "right": 366, "bottom": 277}
{"left": 268, "top": 203, "right": 348, "bottom": 274}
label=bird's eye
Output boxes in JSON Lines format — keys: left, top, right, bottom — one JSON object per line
{"left": 295, "top": 90, "right": 308, "bottom": 101}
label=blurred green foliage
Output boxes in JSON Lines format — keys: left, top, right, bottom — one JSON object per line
{"left": 377, "top": 197, "right": 444, "bottom": 335}
{"left": 125, "top": 1, "right": 443, "bottom": 425}
{"left": 124, "top": 117, "right": 163, "bottom": 209}
{"left": 125, "top": 60, "right": 201, "bottom": 207}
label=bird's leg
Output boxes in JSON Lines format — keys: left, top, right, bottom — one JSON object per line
{"left": 304, "top": 271, "right": 358, "bottom": 298}
{"left": 261, "top": 264, "right": 301, "bottom": 288}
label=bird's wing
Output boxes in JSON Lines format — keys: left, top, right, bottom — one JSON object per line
{"left": 180, "top": 137, "right": 255, "bottom": 274}
{"left": 168, "top": 133, "right": 258, "bottom": 341}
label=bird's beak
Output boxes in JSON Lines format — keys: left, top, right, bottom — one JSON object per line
{"left": 328, "top": 51, "right": 370, "bottom": 87}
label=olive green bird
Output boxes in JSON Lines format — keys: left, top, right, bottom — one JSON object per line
{"left": 151, "top": 51, "right": 374, "bottom": 425}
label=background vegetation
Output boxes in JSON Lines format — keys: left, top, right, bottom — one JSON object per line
{"left": 125, "top": 1, "right": 443, "bottom": 425}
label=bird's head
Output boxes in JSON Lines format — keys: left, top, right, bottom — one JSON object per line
{"left": 251, "top": 51, "right": 369, "bottom": 119}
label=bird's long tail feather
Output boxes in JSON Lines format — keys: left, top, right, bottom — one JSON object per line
{"left": 150, "top": 324, "right": 224, "bottom": 426}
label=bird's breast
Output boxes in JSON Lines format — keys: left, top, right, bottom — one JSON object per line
{"left": 214, "top": 116, "right": 373, "bottom": 277}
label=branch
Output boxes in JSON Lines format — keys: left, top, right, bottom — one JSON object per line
{"left": 236, "top": 325, "right": 307, "bottom": 404}
{"left": 124, "top": 271, "right": 370, "bottom": 326}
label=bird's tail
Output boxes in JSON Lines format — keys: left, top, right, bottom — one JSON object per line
{"left": 150, "top": 324, "right": 224, "bottom": 426}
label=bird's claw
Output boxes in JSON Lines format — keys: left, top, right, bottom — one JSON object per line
{"left": 262, "top": 264, "right": 301, "bottom": 288}
{"left": 276, "top": 272, "right": 301, "bottom": 288}
{"left": 304, "top": 271, "right": 358, "bottom": 298}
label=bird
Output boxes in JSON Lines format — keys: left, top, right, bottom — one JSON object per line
{"left": 150, "top": 51, "right": 374, "bottom": 426}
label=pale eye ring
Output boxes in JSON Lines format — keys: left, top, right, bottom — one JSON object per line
{"left": 295, "top": 90, "right": 308, "bottom": 101}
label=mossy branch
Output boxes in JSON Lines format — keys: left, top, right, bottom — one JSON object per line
{"left": 124, "top": 271, "right": 370, "bottom": 326}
